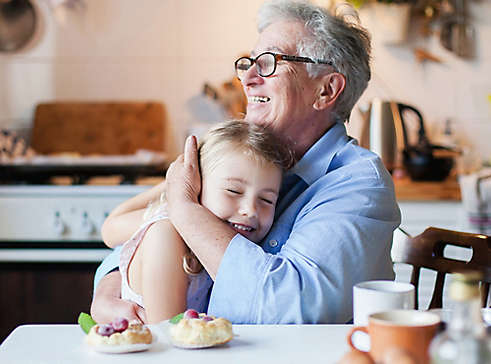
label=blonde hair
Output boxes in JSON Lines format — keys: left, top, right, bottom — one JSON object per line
{"left": 198, "top": 119, "right": 293, "bottom": 175}
{"left": 147, "top": 120, "right": 294, "bottom": 275}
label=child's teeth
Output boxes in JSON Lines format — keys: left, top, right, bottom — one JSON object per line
{"left": 232, "top": 223, "right": 252, "bottom": 232}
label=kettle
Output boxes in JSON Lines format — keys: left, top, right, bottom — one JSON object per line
{"left": 360, "top": 99, "right": 454, "bottom": 181}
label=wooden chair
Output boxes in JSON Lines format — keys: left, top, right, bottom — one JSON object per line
{"left": 392, "top": 226, "right": 491, "bottom": 309}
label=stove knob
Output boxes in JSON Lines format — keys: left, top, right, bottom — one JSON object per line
{"left": 53, "top": 211, "right": 66, "bottom": 236}
{"left": 80, "top": 212, "right": 95, "bottom": 236}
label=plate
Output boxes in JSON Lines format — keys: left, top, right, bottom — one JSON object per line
{"left": 170, "top": 341, "right": 225, "bottom": 350}
{"left": 89, "top": 341, "right": 153, "bottom": 354}
{"left": 87, "top": 332, "right": 156, "bottom": 354}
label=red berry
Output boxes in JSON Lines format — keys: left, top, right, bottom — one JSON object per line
{"left": 183, "top": 309, "right": 199, "bottom": 319}
{"left": 112, "top": 317, "right": 129, "bottom": 332}
{"left": 97, "top": 324, "right": 115, "bottom": 336}
{"left": 202, "top": 316, "right": 214, "bottom": 322}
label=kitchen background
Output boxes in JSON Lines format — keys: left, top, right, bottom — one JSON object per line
{"left": 0, "top": 0, "right": 490, "bottom": 343}
{"left": 1, "top": 0, "right": 491, "bottom": 161}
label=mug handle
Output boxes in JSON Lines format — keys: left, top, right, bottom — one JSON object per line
{"left": 347, "top": 326, "right": 369, "bottom": 351}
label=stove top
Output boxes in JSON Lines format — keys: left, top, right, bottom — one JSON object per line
{"left": 0, "top": 163, "right": 167, "bottom": 185}
{"left": 0, "top": 182, "right": 153, "bottom": 245}
{"left": 0, "top": 175, "right": 164, "bottom": 187}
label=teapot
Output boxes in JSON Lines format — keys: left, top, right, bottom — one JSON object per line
{"left": 360, "top": 99, "right": 455, "bottom": 181}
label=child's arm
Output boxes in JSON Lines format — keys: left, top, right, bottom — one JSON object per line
{"left": 101, "top": 180, "right": 166, "bottom": 248}
{"left": 139, "top": 219, "right": 188, "bottom": 323}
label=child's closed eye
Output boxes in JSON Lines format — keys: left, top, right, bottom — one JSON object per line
{"left": 226, "top": 189, "right": 241, "bottom": 195}
{"left": 260, "top": 197, "right": 274, "bottom": 205}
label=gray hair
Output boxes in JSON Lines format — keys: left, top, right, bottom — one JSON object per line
{"left": 257, "top": 0, "right": 371, "bottom": 123}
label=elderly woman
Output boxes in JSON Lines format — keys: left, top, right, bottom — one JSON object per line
{"left": 91, "top": 0, "right": 400, "bottom": 324}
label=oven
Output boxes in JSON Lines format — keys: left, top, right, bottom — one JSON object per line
{"left": 0, "top": 101, "right": 168, "bottom": 342}
{"left": 0, "top": 182, "right": 158, "bottom": 343}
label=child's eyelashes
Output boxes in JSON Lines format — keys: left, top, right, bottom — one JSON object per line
{"left": 224, "top": 188, "right": 276, "bottom": 205}
{"left": 226, "top": 189, "right": 241, "bottom": 195}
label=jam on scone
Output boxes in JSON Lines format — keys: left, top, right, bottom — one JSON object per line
{"left": 87, "top": 317, "right": 152, "bottom": 346}
{"left": 169, "top": 309, "right": 233, "bottom": 348}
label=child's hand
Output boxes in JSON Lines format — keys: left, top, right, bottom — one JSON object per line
{"left": 90, "top": 271, "right": 147, "bottom": 324}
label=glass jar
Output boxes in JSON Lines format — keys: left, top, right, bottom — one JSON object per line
{"left": 429, "top": 271, "right": 491, "bottom": 364}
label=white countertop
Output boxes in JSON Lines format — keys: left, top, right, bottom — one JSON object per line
{"left": 0, "top": 324, "right": 352, "bottom": 364}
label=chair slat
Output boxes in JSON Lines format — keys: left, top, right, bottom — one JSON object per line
{"left": 410, "top": 266, "right": 421, "bottom": 310}
{"left": 393, "top": 227, "right": 491, "bottom": 309}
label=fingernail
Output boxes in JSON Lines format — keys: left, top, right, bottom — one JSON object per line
{"left": 187, "top": 135, "right": 196, "bottom": 145}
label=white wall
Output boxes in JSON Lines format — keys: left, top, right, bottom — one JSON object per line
{"left": 350, "top": 1, "right": 491, "bottom": 162}
{"left": 1, "top": 0, "right": 490, "bottom": 160}
{"left": 0, "top": 0, "right": 265, "bottom": 157}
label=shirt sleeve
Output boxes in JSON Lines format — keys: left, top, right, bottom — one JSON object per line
{"left": 207, "top": 174, "right": 400, "bottom": 324}
{"left": 93, "top": 246, "right": 122, "bottom": 296}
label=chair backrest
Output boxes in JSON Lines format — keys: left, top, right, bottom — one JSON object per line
{"left": 392, "top": 227, "right": 491, "bottom": 309}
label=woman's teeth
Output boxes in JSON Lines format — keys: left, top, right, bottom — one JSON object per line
{"left": 231, "top": 223, "right": 253, "bottom": 232}
{"left": 248, "top": 96, "right": 270, "bottom": 103}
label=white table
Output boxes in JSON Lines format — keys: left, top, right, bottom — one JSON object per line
{"left": 0, "top": 324, "right": 352, "bottom": 364}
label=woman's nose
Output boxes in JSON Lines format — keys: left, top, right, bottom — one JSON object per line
{"left": 240, "top": 64, "right": 263, "bottom": 88}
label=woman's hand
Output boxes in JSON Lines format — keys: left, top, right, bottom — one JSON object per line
{"left": 166, "top": 135, "right": 201, "bottom": 218}
{"left": 164, "top": 135, "right": 232, "bottom": 279}
{"left": 90, "top": 271, "right": 146, "bottom": 324}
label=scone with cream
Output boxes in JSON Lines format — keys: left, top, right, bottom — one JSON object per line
{"left": 86, "top": 318, "right": 152, "bottom": 346}
{"left": 169, "top": 309, "right": 233, "bottom": 348}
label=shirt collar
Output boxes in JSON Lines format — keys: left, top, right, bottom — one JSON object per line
{"left": 289, "top": 122, "right": 350, "bottom": 185}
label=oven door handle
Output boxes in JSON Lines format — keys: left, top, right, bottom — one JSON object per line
{"left": 0, "top": 249, "right": 112, "bottom": 263}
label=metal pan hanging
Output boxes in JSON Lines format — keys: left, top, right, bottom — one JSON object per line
{"left": 0, "top": 0, "right": 36, "bottom": 52}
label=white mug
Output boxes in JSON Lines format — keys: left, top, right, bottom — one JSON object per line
{"left": 353, "top": 280, "right": 415, "bottom": 326}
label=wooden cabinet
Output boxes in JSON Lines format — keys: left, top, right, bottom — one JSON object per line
{"left": 0, "top": 263, "right": 98, "bottom": 343}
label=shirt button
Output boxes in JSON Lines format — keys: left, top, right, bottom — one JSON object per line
{"left": 269, "top": 239, "right": 278, "bottom": 248}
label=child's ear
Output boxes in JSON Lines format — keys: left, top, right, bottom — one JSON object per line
{"left": 313, "top": 73, "right": 346, "bottom": 111}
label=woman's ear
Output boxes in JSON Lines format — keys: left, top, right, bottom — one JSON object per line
{"left": 313, "top": 72, "right": 346, "bottom": 111}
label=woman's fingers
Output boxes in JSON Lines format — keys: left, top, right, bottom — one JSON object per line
{"left": 184, "top": 135, "right": 201, "bottom": 198}
{"left": 164, "top": 136, "right": 201, "bottom": 224}
{"left": 184, "top": 135, "right": 198, "bottom": 169}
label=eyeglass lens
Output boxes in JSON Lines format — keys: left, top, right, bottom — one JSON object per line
{"left": 235, "top": 53, "right": 276, "bottom": 79}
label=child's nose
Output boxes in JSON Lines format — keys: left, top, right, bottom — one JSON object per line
{"left": 239, "top": 198, "right": 257, "bottom": 218}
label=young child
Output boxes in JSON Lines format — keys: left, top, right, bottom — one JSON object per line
{"left": 102, "top": 120, "right": 293, "bottom": 323}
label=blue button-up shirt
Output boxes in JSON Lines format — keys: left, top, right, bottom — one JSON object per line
{"left": 95, "top": 123, "right": 400, "bottom": 324}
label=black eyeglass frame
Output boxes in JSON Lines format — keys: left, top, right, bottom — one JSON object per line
{"left": 234, "top": 51, "right": 334, "bottom": 78}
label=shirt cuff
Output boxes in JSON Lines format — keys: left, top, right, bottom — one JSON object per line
{"left": 93, "top": 246, "right": 121, "bottom": 296}
{"left": 207, "top": 234, "right": 272, "bottom": 323}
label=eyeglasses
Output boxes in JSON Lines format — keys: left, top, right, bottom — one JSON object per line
{"left": 234, "top": 51, "right": 333, "bottom": 79}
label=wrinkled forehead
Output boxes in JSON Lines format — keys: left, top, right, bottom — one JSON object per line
{"left": 251, "top": 46, "right": 284, "bottom": 58}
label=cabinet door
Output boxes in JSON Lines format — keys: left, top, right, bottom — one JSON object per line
{"left": 398, "top": 201, "right": 465, "bottom": 235}
{"left": 0, "top": 263, "right": 98, "bottom": 343}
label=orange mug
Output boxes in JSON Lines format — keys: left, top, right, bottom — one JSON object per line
{"left": 347, "top": 310, "right": 440, "bottom": 364}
